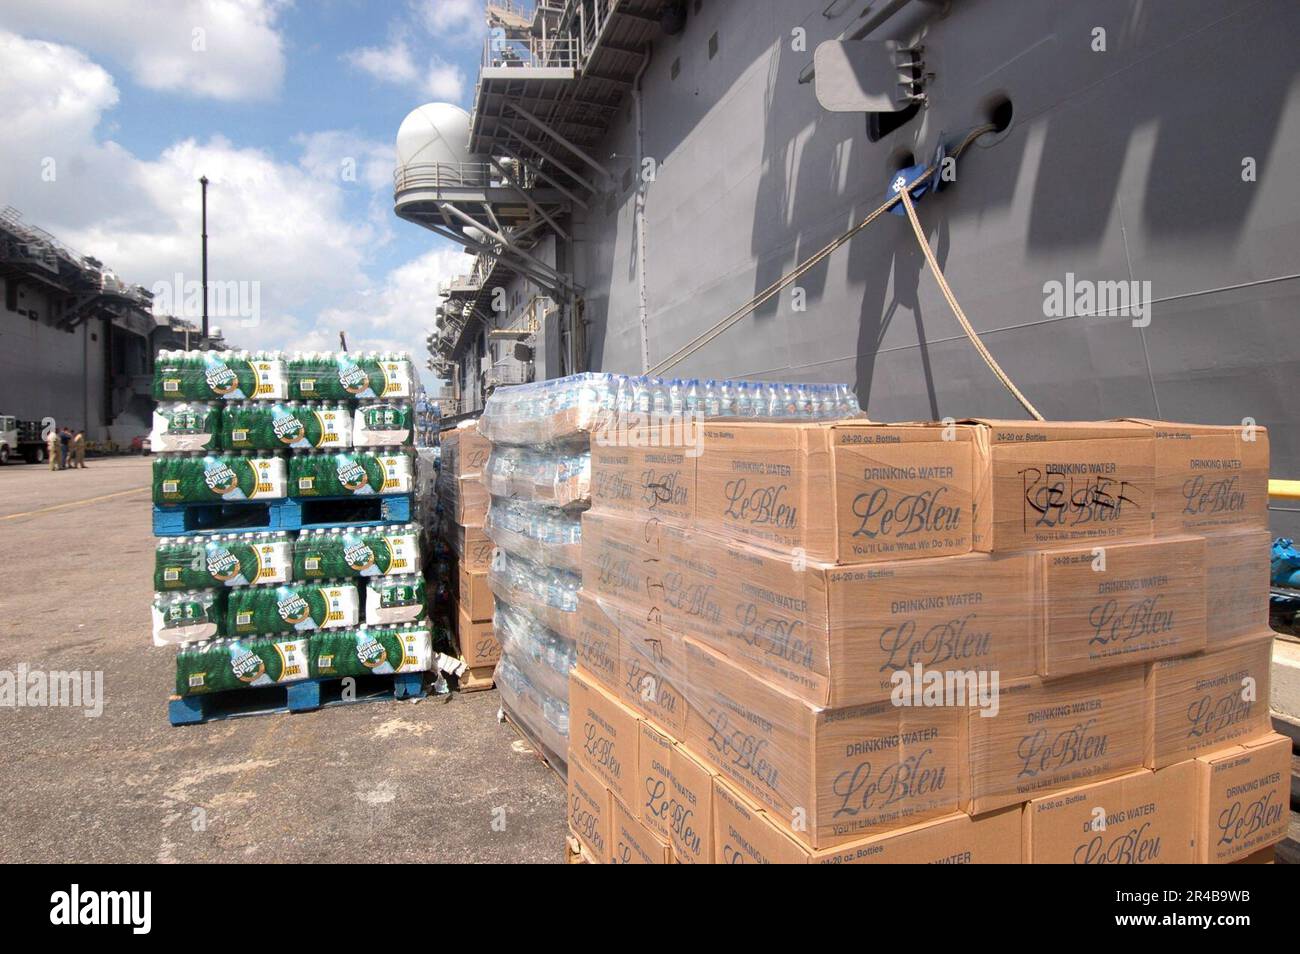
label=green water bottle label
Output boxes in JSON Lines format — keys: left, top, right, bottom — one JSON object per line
{"left": 290, "top": 452, "right": 383, "bottom": 497}
{"left": 311, "top": 626, "right": 431, "bottom": 678}
{"left": 175, "top": 635, "right": 310, "bottom": 695}
{"left": 227, "top": 583, "right": 359, "bottom": 635}
{"left": 153, "top": 454, "right": 287, "bottom": 503}
{"left": 292, "top": 528, "right": 419, "bottom": 579}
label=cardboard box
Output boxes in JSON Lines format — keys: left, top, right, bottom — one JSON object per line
{"left": 713, "top": 775, "right": 1023, "bottom": 863}
{"left": 575, "top": 592, "right": 621, "bottom": 694}
{"left": 660, "top": 526, "right": 1037, "bottom": 707}
{"left": 1037, "top": 535, "right": 1206, "bottom": 677}
{"left": 668, "top": 743, "right": 715, "bottom": 864}
{"left": 1235, "top": 846, "right": 1275, "bottom": 864}
{"left": 568, "top": 757, "right": 611, "bottom": 862}
{"left": 610, "top": 795, "right": 671, "bottom": 864}
{"left": 1194, "top": 733, "right": 1290, "bottom": 863}
{"left": 684, "top": 637, "right": 966, "bottom": 848}
{"left": 1122, "top": 420, "right": 1269, "bottom": 536}
{"left": 965, "top": 419, "right": 1155, "bottom": 553}
{"left": 458, "top": 564, "right": 493, "bottom": 621}
{"left": 457, "top": 666, "right": 495, "bottom": 691}
{"left": 580, "top": 509, "right": 666, "bottom": 608}
{"left": 441, "top": 422, "right": 492, "bottom": 478}
{"left": 591, "top": 440, "right": 695, "bottom": 525}
{"left": 695, "top": 421, "right": 976, "bottom": 563}
{"left": 638, "top": 720, "right": 676, "bottom": 841}
{"left": 610, "top": 603, "right": 689, "bottom": 738}
{"left": 449, "top": 523, "right": 494, "bottom": 570}
{"left": 967, "top": 666, "right": 1147, "bottom": 814}
{"left": 1204, "top": 528, "right": 1271, "bottom": 647}
{"left": 441, "top": 473, "right": 489, "bottom": 527}
{"left": 457, "top": 604, "right": 500, "bottom": 668}
{"left": 812, "top": 805, "right": 1023, "bottom": 864}
{"left": 1146, "top": 634, "right": 1274, "bottom": 768}
{"left": 1024, "top": 763, "right": 1196, "bottom": 864}
{"left": 712, "top": 775, "right": 813, "bottom": 864}
{"left": 569, "top": 668, "right": 640, "bottom": 809}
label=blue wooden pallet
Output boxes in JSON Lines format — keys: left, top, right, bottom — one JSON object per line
{"left": 153, "top": 497, "right": 299, "bottom": 536}
{"left": 168, "top": 670, "right": 427, "bottom": 725}
{"left": 153, "top": 493, "right": 413, "bottom": 536}
{"left": 296, "top": 492, "right": 413, "bottom": 531}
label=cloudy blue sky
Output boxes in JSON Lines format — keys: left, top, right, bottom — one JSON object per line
{"left": 0, "top": 0, "right": 486, "bottom": 373}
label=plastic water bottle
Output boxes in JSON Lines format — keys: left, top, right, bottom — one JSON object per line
{"left": 791, "top": 383, "right": 806, "bottom": 418}
{"left": 735, "top": 381, "right": 752, "bottom": 417}
{"left": 651, "top": 377, "right": 669, "bottom": 416}
{"left": 717, "top": 380, "right": 733, "bottom": 417}
{"left": 702, "top": 379, "right": 720, "bottom": 417}
{"left": 668, "top": 378, "right": 684, "bottom": 415}
{"left": 685, "top": 378, "right": 701, "bottom": 416}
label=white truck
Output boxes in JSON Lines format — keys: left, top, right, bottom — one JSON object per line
{"left": 0, "top": 415, "right": 53, "bottom": 464}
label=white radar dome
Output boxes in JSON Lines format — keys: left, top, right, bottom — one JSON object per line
{"left": 396, "top": 103, "right": 474, "bottom": 167}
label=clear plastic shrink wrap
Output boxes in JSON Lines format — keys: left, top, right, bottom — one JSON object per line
{"left": 564, "top": 414, "right": 1281, "bottom": 863}
{"left": 151, "top": 349, "right": 429, "bottom": 692}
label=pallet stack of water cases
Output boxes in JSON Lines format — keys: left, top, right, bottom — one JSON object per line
{"left": 149, "top": 349, "right": 436, "bottom": 724}
{"left": 479, "top": 374, "right": 863, "bottom": 785}
{"left": 437, "top": 420, "right": 499, "bottom": 691}
{"left": 565, "top": 408, "right": 1285, "bottom": 864}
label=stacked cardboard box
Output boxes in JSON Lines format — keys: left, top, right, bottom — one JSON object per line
{"left": 438, "top": 421, "right": 499, "bottom": 687}
{"left": 479, "top": 373, "right": 861, "bottom": 784}
{"left": 566, "top": 417, "right": 1284, "bottom": 863}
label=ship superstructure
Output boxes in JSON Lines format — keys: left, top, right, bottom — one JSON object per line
{"left": 396, "top": 0, "right": 1300, "bottom": 532}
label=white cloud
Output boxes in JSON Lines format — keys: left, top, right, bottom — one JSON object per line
{"left": 414, "top": 0, "right": 483, "bottom": 36}
{"left": 68, "top": 134, "right": 378, "bottom": 341}
{"left": 317, "top": 246, "right": 474, "bottom": 350}
{"left": 344, "top": 37, "right": 465, "bottom": 103}
{"left": 423, "top": 57, "right": 464, "bottom": 101}
{"left": 0, "top": 0, "right": 287, "bottom": 102}
{"left": 0, "top": 29, "right": 456, "bottom": 361}
{"left": 296, "top": 130, "right": 396, "bottom": 193}
{"left": 345, "top": 37, "right": 421, "bottom": 87}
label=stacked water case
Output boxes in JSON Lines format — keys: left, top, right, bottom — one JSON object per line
{"left": 435, "top": 420, "right": 499, "bottom": 688}
{"left": 477, "top": 372, "right": 862, "bottom": 777}
{"left": 564, "top": 405, "right": 1282, "bottom": 865}
{"left": 150, "top": 350, "right": 436, "bottom": 710}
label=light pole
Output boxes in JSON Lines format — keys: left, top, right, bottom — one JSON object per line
{"left": 199, "top": 175, "right": 209, "bottom": 346}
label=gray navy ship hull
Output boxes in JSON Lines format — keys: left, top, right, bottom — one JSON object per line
{"left": 404, "top": 0, "right": 1300, "bottom": 533}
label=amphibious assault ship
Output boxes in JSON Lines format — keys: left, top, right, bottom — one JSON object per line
{"left": 0, "top": 207, "right": 226, "bottom": 445}
{"left": 394, "top": 0, "right": 1300, "bottom": 532}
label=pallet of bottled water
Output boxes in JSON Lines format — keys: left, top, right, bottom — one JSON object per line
{"left": 478, "top": 372, "right": 861, "bottom": 446}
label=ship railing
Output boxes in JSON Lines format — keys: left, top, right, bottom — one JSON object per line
{"left": 393, "top": 161, "right": 494, "bottom": 193}
{"left": 487, "top": 0, "right": 535, "bottom": 30}
{"left": 0, "top": 238, "right": 61, "bottom": 274}
{"left": 579, "top": 0, "right": 616, "bottom": 60}
{"left": 482, "top": 33, "right": 579, "bottom": 71}
{"left": 471, "top": 251, "right": 500, "bottom": 288}
{"left": 446, "top": 273, "right": 482, "bottom": 295}
{"left": 485, "top": 361, "right": 531, "bottom": 388}
{"left": 393, "top": 159, "right": 541, "bottom": 196}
